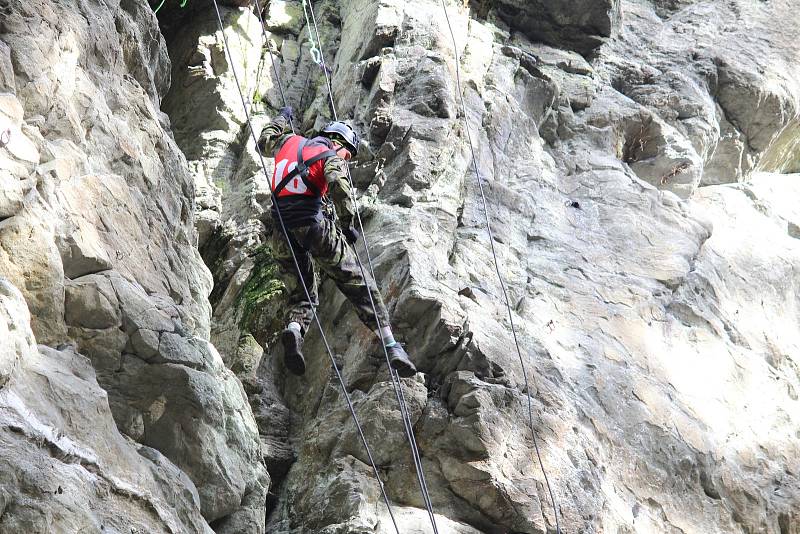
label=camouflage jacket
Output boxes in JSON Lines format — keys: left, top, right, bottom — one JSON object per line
{"left": 257, "top": 115, "right": 355, "bottom": 228}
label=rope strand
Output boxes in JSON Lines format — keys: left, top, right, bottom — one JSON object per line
{"left": 438, "top": 1, "right": 563, "bottom": 532}
{"left": 300, "top": 2, "right": 440, "bottom": 532}
{"left": 251, "top": 0, "right": 295, "bottom": 133}
{"left": 210, "top": 2, "right": 399, "bottom": 531}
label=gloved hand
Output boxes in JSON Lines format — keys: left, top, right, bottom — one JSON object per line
{"left": 278, "top": 106, "right": 294, "bottom": 122}
{"left": 342, "top": 225, "right": 360, "bottom": 245}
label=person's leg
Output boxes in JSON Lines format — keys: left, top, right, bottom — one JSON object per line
{"left": 305, "top": 218, "right": 416, "bottom": 376}
{"left": 305, "top": 218, "right": 388, "bottom": 328}
{"left": 270, "top": 225, "right": 318, "bottom": 375}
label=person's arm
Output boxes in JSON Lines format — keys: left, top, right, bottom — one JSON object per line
{"left": 325, "top": 156, "right": 357, "bottom": 233}
{"left": 257, "top": 109, "right": 293, "bottom": 156}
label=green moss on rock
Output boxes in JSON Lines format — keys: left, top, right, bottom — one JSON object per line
{"left": 238, "top": 245, "right": 286, "bottom": 346}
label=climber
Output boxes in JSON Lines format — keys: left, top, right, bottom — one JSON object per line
{"left": 257, "top": 106, "right": 417, "bottom": 378}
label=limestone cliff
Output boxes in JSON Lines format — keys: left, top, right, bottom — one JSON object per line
{"left": 0, "top": 0, "right": 798, "bottom": 533}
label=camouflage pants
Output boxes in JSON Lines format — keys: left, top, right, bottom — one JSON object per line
{"left": 270, "top": 217, "right": 391, "bottom": 334}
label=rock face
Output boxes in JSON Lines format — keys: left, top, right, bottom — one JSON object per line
{"left": 172, "top": 0, "right": 800, "bottom": 532}
{"left": 476, "top": 0, "right": 622, "bottom": 55}
{"left": 0, "top": 278, "right": 213, "bottom": 533}
{"left": 0, "top": 0, "right": 266, "bottom": 531}
{"left": 597, "top": 0, "right": 800, "bottom": 190}
{"left": 1, "top": 0, "right": 799, "bottom": 533}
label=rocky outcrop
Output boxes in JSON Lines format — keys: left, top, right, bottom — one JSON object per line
{"left": 597, "top": 0, "right": 800, "bottom": 191}
{"left": 1, "top": 0, "right": 799, "bottom": 532}
{"left": 0, "top": 278, "right": 213, "bottom": 533}
{"left": 166, "top": 0, "right": 800, "bottom": 532}
{"left": 0, "top": 0, "right": 266, "bottom": 531}
{"left": 161, "top": 5, "right": 265, "bottom": 248}
{"left": 473, "top": 0, "right": 622, "bottom": 55}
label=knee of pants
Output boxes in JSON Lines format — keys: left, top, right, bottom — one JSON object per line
{"left": 306, "top": 220, "right": 345, "bottom": 263}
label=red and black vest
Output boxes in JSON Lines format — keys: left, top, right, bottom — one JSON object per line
{"left": 272, "top": 135, "right": 337, "bottom": 198}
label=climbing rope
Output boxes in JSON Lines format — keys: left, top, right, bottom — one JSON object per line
{"left": 209, "top": 2, "right": 400, "bottom": 532}
{"left": 438, "top": 1, "right": 563, "bottom": 532}
{"left": 300, "top": 2, "right": 440, "bottom": 532}
{"left": 301, "top": 0, "right": 329, "bottom": 73}
{"left": 251, "top": 0, "right": 295, "bottom": 134}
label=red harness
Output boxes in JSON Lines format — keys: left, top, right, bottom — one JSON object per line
{"left": 272, "top": 135, "right": 336, "bottom": 198}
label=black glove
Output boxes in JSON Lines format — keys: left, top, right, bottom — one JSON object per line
{"left": 342, "top": 225, "right": 360, "bottom": 245}
{"left": 278, "top": 106, "right": 294, "bottom": 122}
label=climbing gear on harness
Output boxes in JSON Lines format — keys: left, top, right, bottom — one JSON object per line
{"left": 342, "top": 225, "right": 360, "bottom": 245}
{"left": 278, "top": 105, "right": 294, "bottom": 122}
{"left": 272, "top": 136, "right": 337, "bottom": 198}
{"left": 281, "top": 327, "right": 306, "bottom": 375}
{"left": 386, "top": 343, "right": 416, "bottom": 378}
{"left": 320, "top": 121, "right": 360, "bottom": 155}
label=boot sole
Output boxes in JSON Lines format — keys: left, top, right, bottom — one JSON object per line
{"left": 390, "top": 356, "right": 417, "bottom": 378}
{"left": 282, "top": 330, "right": 306, "bottom": 376}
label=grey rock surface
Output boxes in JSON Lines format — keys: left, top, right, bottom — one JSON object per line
{"left": 0, "top": 278, "right": 213, "bottom": 534}
{"left": 0, "top": 0, "right": 267, "bottom": 531}
{"left": 173, "top": 0, "right": 800, "bottom": 532}
{"left": 479, "top": 0, "right": 622, "bottom": 55}
{"left": 161, "top": 5, "right": 264, "bottom": 249}
{"left": 1, "top": 0, "right": 799, "bottom": 532}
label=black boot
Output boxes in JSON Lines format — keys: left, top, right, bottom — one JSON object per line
{"left": 386, "top": 343, "right": 416, "bottom": 378}
{"left": 281, "top": 328, "right": 306, "bottom": 376}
